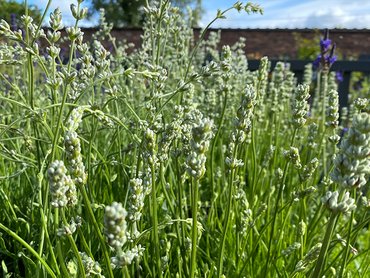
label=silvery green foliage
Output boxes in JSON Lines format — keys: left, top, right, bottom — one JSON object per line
{"left": 104, "top": 202, "right": 128, "bottom": 249}
{"left": 292, "top": 84, "right": 310, "bottom": 128}
{"left": 331, "top": 112, "right": 370, "bottom": 189}
{"left": 48, "top": 160, "right": 77, "bottom": 207}
{"left": 294, "top": 243, "right": 322, "bottom": 273}
{"left": 185, "top": 113, "right": 214, "bottom": 179}
{"left": 321, "top": 191, "right": 356, "bottom": 214}
{"left": 79, "top": 252, "right": 105, "bottom": 278}
{"left": 64, "top": 107, "right": 87, "bottom": 185}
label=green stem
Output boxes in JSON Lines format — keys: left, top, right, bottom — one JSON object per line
{"left": 151, "top": 162, "right": 161, "bottom": 277}
{"left": 0, "top": 223, "right": 57, "bottom": 278}
{"left": 190, "top": 178, "right": 199, "bottom": 278}
{"left": 54, "top": 208, "right": 70, "bottom": 277}
{"left": 61, "top": 210, "right": 86, "bottom": 276}
{"left": 339, "top": 190, "right": 356, "bottom": 277}
{"left": 80, "top": 185, "right": 114, "bottom": 278}
{"left": 210, "top": 88, "right": 228, "bottom": 198}
{"left": 217, "top": 144, "right": 238, "bottom": 277}
{"left": 50, "top": 7, "right": 80, "bottom": 161}
{"left": 311, "top": 212, "right": 338, "bottom": 278}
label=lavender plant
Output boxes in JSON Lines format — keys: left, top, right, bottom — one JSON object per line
{"left": 0, "top": 1, "right": 368, "bottom": 277}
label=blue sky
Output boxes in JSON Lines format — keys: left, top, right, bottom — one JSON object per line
{"left": 22, "top": 0, "right": 370, "bottom": 29}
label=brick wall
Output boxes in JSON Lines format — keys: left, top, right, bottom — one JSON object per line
{"left": 70, "top": 28, "right": 370, "bottom": 60}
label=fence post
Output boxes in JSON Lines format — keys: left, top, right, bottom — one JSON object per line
{"left": 338, "top": 71, "right": 350, "bottom": 108}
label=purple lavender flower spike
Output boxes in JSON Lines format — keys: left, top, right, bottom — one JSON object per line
{"left": 329, "top": 55, "right": 337, "bottom": 66}
{"left": 10, "top": 13, "right": 17, "bottom": 31}
{"left": 313, "top": 54, "right": 321, "bottom": 69}
{"left": 320, "top": 39, "right": 332, "bottom": 52}
{"left": 335, "top": 71, "right": 343, "bottom": 83}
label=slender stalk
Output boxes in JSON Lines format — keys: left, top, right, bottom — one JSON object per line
{"left": 61, "top": 209, "right": 86, "bottom": 276}
{"left": 339, "top": 189, "right": 356, "bottom": 277}
{"left": 0, "top": 223, "right": 57, "bottom": 278}
{"left": 79, "top": 184, "right": 114, "bottom": 278}
{"left": 190, "top": 178, "right": 199, "bottom": 278}
{"left": 150, "top": 162, "right": 161, "bottom": 277}
{"left": 311, "top": 212, "right": 338, "bottom": 278}
{"left": 217, "top": 144, "right": 238, "bottom": 277}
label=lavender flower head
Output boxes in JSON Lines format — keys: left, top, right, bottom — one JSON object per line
{"left": 320, "top": 38, "right": 332, "bottom": 52}
{"left": 335, "top": 71, "right": 343, "bottom": 82}
{"left": 313, "top": 29, "right": 337, "bottom": 71}
{"left": 10, "top": 13, "right": 17, "bottom": 31}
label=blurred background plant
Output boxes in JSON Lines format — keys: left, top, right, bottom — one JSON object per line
{"left": 0, "top": 0, "right": 41, "bottom": 27}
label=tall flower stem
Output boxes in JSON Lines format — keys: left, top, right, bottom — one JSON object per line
{"left": 320, "top": 71, "right": 328, "bottom": 176}
{"left": 0, "top": 223, "right": 57, "bottom": 278}
{"left": 61, "top": 209, "right": 86, "bottom": 276}
{"left": 150, "top": 162, "right": 161, "bottom": 277}
{"left": 217, "top": 144, "right": 238, "bottom": 277}
{"left": 190, "top": 178, "right": 199, "bottom": 278}
{"left": 339, "top": 189, "right": 356, "bottom": 277}
{"left": 79, "top": 184, "right": 114, "bottom": 278}
{"left": 54, "top": 209, "right": 69, "bottom": 277}
{"left": 264, "top": 129, "right": 297, "bottom": 275}
{"left": 311, "top": 211, "right": 338, "bottom": 278}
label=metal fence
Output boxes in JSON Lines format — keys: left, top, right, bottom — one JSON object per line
{"left": 248, "top": 60, "right": 370, "bottom": 108}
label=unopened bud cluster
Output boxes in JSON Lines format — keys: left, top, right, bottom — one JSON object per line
{"left": 64, "top": 107, "right": 87, "bottom": 185}
{"left": 186, "top": 114, "right": 213, "bottom": 179}
{"left": 111, "top": 245, "right": 144, "bottom": 269}
{"left": 294, "top": 243, "right": 322, "bottom": 273}
{"left": 326, "top": 89, "right": 339, "bottom": 129}
{"left": 331, "top": 112, "right": 370, "bottom": 189}
{"left": 321, "top": 191, "right": 356, "bottom": 214}
{"left": 79, "top": 252, "right": 104, "bottom": 278}
{"left": 283, "top": 147, "right": 302, "bottom": 169}
{"left": 48, "top": 160, "right": 77, "bottom": 207}
{"left": 104, "top": 202, "right": 128, "bottom": 249}
{"left": 232, "top": 85, "right": 256, "bottom": 143}
{"left": 292, "top": 84, "right": 310, "bottom": 128}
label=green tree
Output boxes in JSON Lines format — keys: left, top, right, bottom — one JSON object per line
{"left": 0, "top": 0, "right": 41, "bottom": 27}
{"left": 90, "top": 0, "right": 202, "bottom": 27}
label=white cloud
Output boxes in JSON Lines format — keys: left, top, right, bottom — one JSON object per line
{"left": 200, "top": 0, "right": 370, "bottom": 29}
